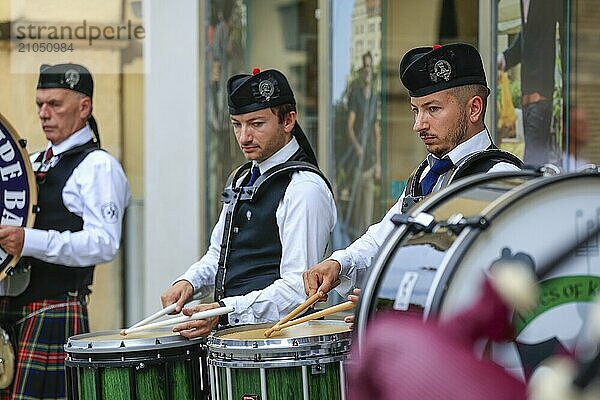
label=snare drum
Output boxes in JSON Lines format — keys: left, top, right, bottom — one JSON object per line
{"left": 64, "top": 329, "right": 209, "bottom": 400}
{"left": 357, "top": 171, "right": 600, "bottom": 379}
{"left": 208, "top": 320, "right": 352, "bottom": 400}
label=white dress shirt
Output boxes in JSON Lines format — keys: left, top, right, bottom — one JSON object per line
{"left": 330, "top": 129, "right": 520, "bottom": 295}
{"left": 178, "top": 137, "right": 337, "bottom": 325}
{"left": 23, "top": 124, "right": 132, "bottom": 266}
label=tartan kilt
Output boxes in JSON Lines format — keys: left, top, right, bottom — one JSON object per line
{"left": 0, "top": 295, "right": 89, "bottom": 400}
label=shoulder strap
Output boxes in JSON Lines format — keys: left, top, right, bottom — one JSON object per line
{"left": 451, "top": 149, "right": 523, "bottom": 181}
{"left": 404, "top": 158, "right": 429, "bottom": 197}
{"left": 250, "top": 160, "right": 333, "bottom": 202}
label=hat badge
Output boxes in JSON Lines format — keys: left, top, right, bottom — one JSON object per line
{"left": 64, "top": 69, "right": 81, "bottom": 89}
{"left": 431, "top": 59, "right": 452, "bottom": 83}
{"left": 258, "top": 79, "right": 275, "bottom": 101}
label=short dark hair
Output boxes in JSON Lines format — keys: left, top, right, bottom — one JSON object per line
{"left": 271, "top": 103, "right": 296, "bottom": 124}
{"left": 450, "top": 84, "right": 489, "bottom": 116}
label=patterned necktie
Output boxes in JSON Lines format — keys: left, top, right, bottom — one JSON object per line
{"left": 420, "top": 157, "right": 453, "bottom": 195}
{"left": 36, "top": 148, "right": 54, "bottom": 182}
{"left": 248, "top": 165, "right": 261, "bottom": 185}
{"left": 44, "top": 147, "right": 54, "bottom": 162}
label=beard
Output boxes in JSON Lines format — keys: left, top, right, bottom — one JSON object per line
{"left": 430, "top": 108, "right": 470, "bottom": 158}
{"left": 448, "top": 108, "right": 470, "bottom": 149}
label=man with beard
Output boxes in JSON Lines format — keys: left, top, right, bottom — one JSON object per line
{"left": 303, "top": 43, "right": 522, "bottom": 301}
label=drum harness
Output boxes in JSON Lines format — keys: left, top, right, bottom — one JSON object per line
{"left": 213, "top": 161, "right": 333, "bottom": 320}
{"left": 401, "top": 147, "right": 523, "bottom": 214}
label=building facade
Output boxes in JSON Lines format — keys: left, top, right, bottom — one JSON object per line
{"left": 1, "top": 0, "right": 598, "bottom": 328}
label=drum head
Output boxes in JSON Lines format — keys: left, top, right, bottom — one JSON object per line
{"left": 0, "top": 114, "right": 37, "bottom": 279}
{"left": 356, "top": 172, "right": 539, "bottom": 330}
{"left": 357, "top": 171, "right": 600, "bottom": 380}
{"left": 65, "top": 328, "right": 197, "bottom": 355}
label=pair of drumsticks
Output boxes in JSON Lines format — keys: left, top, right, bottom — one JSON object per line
{"left": 120, "top": 303, "right": 234, "bottom": 336}
{"left": 119, "top": 294, "right": 353, "bottom": 337}
{"left": 263, "top": 293, "right": 354, "bottom": 337}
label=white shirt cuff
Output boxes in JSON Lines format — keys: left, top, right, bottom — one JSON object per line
{"left": 21, "top": 228, "right": 49, "bottom": 257}
{"left": 328, "top": 251, "right": 355, "bottom": 297}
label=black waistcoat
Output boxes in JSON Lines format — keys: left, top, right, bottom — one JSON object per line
{"left": 214, "top": 148, "right": 331, "bottom": 300}
{"left": 14, "top": 141, "right": 99, "bottom": 305}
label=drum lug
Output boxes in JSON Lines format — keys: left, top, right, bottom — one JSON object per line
{"left": 311, "top": 364, "right": 325, "bottom": 375}
{"left": 391, "top": 212, "right": 436, "bottom": 233}
{"left": 442, "top": 214, "right": 489, "bottom": 234}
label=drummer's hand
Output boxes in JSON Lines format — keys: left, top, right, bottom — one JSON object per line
{"left": 161, "top": 280, "right": 193, "bottom": 313}
{"left": 173, "top": 302, "right": 220, "bottom": 339}
{"left": 302, "top": 259, "right": 341, "bottom": 300}
{"left": 0, "top": 225, "right": 24, "bottom": 256}
{"left": 344, "top": 288, "right": 361, "bottom": 328}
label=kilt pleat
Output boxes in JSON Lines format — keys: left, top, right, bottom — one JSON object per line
{"left": 0, "top": 296, "right": 89, "bottom": 400}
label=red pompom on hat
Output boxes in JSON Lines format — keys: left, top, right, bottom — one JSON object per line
{"left": 252, "top": 67, "right": 261, "bottom": 75}
{"left": 432, "top": 44, "right": 442, "bottom": 49}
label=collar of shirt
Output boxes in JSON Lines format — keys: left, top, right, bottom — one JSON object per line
{"left": 46, "top": 123, "right": 95, "bottom": 158}
{"left": 426, "top": 129, "right": 491, "bottom": 167}
{"left": 249, "top": 136, "right": 300, "bottom": 176}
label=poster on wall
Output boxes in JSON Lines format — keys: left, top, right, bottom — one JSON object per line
{"left": 496, "top": 0, "right": 565, "bottom": 168}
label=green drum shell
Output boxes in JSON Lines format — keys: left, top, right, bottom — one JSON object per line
{"left": 208, "top": 320, "right": 352, "bottom": 400}
{"left": 64, "top": 329, "right": 209, "bottom": 400}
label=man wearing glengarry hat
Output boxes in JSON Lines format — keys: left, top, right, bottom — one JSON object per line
{"left": 160, "top": 68, "right": 336, "bottom": 338}
{"left": 303, "top": 43, "right": 522, "bottom": 304}
{"left": 0, "top": 63, "right": 131, "bottom": 399}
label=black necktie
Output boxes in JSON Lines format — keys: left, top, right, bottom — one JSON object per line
{"left": 248, "top": 165, "right": 261, "bottom": 185}
{"left": 420, "top": 157, "right": 453, "bottom": 195}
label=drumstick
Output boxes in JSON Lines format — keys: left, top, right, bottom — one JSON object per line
{"left": 126, "top": 303, "right": 178, "bottom": 331}
{"left": 268, "top": 301, "right": 354, "bottom": 336}
{"left": 121, "top": 291, "right": 207, "bottom": 335}
{"left": 263, "top": 292, "right": 323, "bottom": 337}
{"left": 121, "top": 306, "right": 234, "bottom": 335}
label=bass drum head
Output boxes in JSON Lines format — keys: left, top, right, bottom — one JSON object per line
{"left": 0, "top": 114, "right": 37, "bottom": 279}
{"left": 356, "top": 172, "right": 540, "bottom": 332}
{"left": 439, "top": 172, "right": 600, "bottom": 380}
{"left": 358, "top": 171, "right": 600, "bottom": 381}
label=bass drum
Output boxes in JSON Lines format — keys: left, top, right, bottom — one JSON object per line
{"left": 0, "top": 113, "right": 37, "bottom": 281}
{"left": 356, "top": 170, "right": 600, "bottom": 380}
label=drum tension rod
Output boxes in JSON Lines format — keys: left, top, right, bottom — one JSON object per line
{"left": 439, "top": 214, "right": 489, "bottom": 235}
{"left": 391, "top": 212, "right": 436, "bottom": 233}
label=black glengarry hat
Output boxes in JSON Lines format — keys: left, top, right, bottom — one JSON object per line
{"left": 227, "top": 68, "right": 319, "bottom": 167}
{"left": 37, "top": 63, "right": 94, "bottom": 98}
{"left": 227, "top": 69, "right": 295, "bottom": 115}
{"left": 399, "top": 43, "right": 488, "bottom": 97}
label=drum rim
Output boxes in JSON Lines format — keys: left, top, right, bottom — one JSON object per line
{"left": 208, "top": 354, "right": 347, "bottom": 369}
{"left": 355, "top": 171, "right": 541, "bottom": 351}
{"left": 64, "top": 329, "right": 206, "bottom": 354}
